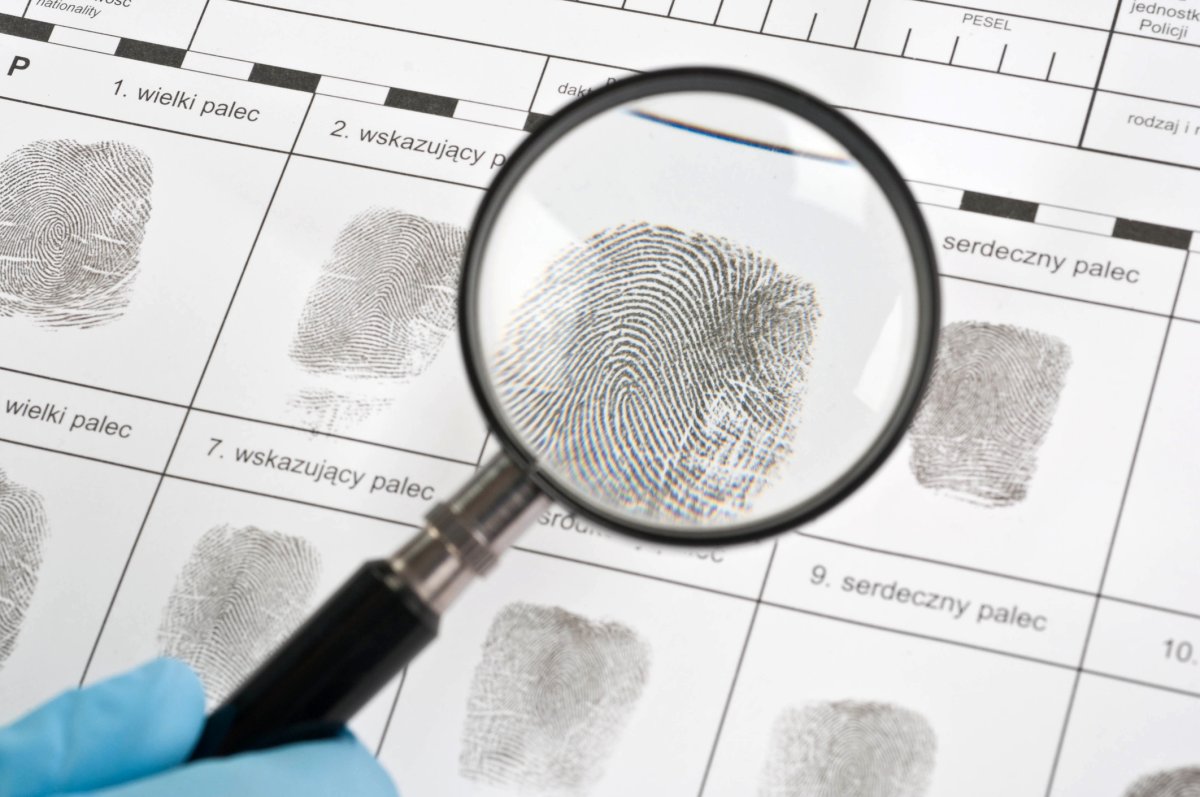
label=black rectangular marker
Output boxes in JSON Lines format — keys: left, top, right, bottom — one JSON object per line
{"left": 248, "top": 63, "right": 321, "bottom": 93}
{"left": 115, "top": 38, "right": 187, "bottom": 68}
{"left": 0, "top": 13, "right": 53, "bottom": 42}
{"left": 1113, "top": 218, "right": 1192, "bottom": 250}
{"left": 960, "top": 191, "right": 1039, "bottom": 223}
{"left": 384, "top": 87, "right": 457, "bottom": 117}
{"left": 524, "top": 112, "right": 551, "bottom": 133}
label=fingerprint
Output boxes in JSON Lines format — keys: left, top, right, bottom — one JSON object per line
{"left": 0, "top": 468, "right": 49, "bottom": 668}
{"left": 908, "top": 321, "right": 1071, "bottom": 508}
{"left": 1124, "top": 768, "right": 1200, "bottom": 797}
{"left": 157, "top": 525, "right": 322, "bottom": 702}
{"left": 288, "top": 388, "right": 393, "bottom": 433}
{"left": 290, "top": 208, "right": 466, "bottom": 381}
{"left": 493, "top": 223, "right": 821, "bottom": 523}
{"left": 0, "top": 139, "right": 153, "bottom": 328}
{"left": 758, "top": 702, "right": 936, "bottom": 797}
{"left": 460, "top": 602, "right": 651, "bottom": 793}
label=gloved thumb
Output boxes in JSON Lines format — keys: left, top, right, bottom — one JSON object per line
{"left": 0, "top": 658, "right": 205, "bottom": 797}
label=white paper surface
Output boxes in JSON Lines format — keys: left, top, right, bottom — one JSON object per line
{"left": 1, "top": 1, "right": 1198, "bottom": 795}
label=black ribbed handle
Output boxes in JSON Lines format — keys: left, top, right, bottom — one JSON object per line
{"left": 189, "top": 560, "right": 438, "bottom": 759}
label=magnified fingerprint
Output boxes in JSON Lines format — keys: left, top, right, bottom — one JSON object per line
{"left": 908, "top": 321, "right": 1071, "bottom": 507}
{"left": 759, "top": 702, "right": 936, "bottom": 797}
{"left": 0, "top": 469, "right": 49, "bottom": 668}
{"left": 493, "top": 223, "right": 821, "bottom": 523}
{"left": 1124, "top": 768, "right": 1200, "bottom": 797}
{"left": 290, "top": 208, "right": 466, "bottom": 381}
{"left": 157, "top": 525, "right": 322, "bottom": 702}
{"left": 460, "top": 602, "right": 651, "bottom": 793}
{"left": 0, "top": 139, "right": 153, "bottom": 328}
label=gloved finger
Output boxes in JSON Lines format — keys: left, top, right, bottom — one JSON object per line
{"left": 80, "top": 731, "right": 398, "bottom": 797}
{"left": 0, "top": 658, "right": 205, "bottom": 797}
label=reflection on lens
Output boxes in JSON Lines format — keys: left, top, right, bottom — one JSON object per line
{"left": 493, "top": 223, "right": 821, "bottom": 523}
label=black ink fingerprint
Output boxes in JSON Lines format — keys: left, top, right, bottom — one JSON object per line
{"left": 0, "top": 139, "right": 153, "bottom": 328}
{"left": 460, "top": 602, "right": 651, "bottom": 793}
{"left": 908, "top": 321, "right": 1071, "bottom": 507}
{"left": 0, "top": 468, "right": 49, "bottom": 668}
{"left": 759, "top": 702, "right": 937, "bottom": 797}
{"left": 157, "top": 525, "right": 322, "bottom": 702}
{"left": 287, "top": 387, "right": 393, "bottom": 434}
{"left": 1124, "top": 768, "right": 1200, "bottom": 797}
{"left": 290, "top": 208, "right": 467, "bottom": 381}
{"left": 492, "top": 223, "right": 821, "bottom": 523}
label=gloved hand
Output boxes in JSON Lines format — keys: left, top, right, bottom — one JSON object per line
{"left": 0, "top": 658, "right": 397, "bottom": 797}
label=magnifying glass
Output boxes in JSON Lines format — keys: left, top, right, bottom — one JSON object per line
{"left": 190, "top": 66, "right": 940, "bottom": 759}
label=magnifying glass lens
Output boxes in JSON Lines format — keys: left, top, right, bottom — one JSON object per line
{"left": 471, "top": 85, "right": 934, "bottom": 540}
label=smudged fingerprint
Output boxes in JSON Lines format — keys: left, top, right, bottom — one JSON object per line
{"left": 460, "top": 602, "right": 650, "bottom": 794}
{"left": 0, "top": 139, "right": 153, "bottom": 328}
{"left": 493, "top": 223, "right": 821, "bottom": 523}
{"left": 157, "top": 525, "right": 321, "bottom": 702}
{"left": 759, "top": 702, "right": 936, "bottom": 797}
{"left": 0, "top": 469, "right": 49, "bottom": 668}
{"left": 1124, "top": 768, "right": 1200, "bottom": 797}
{"left": 287, "top": 208, "right": 466, "bottom": 430}
{"left": 908, "top": 321, "right": 1071, "bottom": 508}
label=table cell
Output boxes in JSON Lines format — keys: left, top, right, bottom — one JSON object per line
{"left": 27, "top": 0, "right": 207, "bottom": 49}
{"left": 1116, "top": 1, "right": 1200, "bottom": 46}
{"left": 1050, "top": 674, "right": 1200, "bottom": 797}
{"left": 625, "top": 0, "right": 672, "bottom": 14}
{"left": 767, "top": 533, "right": 1094, "bottom": 665}
{"left": 799, "top": 277, "right": 1166, "bottom": 592}
{"left": 704, "top": 605, "right": 1075, "bottom": 797}
{"left": 531, "top": 57, "right": 634, "bottom": 115}
{"left": 0, "top": 441, "right": 158, "bottom": 723}
{"left": 519, "top": 504, "right": 775, "bottom": 599}
{"left": 715, "top": 0, "right": 770, "bottom": 31}
{"left": 928, "top": 204, "right": 1186, "bottom": 314}
{"left": 1101, "top": 33, "right": 1200, "bottom": 107}
{"left": 295, "top": 95, "right": 524, "bottom": 188}
{"left": 858, "top": 0, "right": 1109, "bottom": 87}
{"left": 0, "top": 369, "right": 184, "bottom": 472}
{"left": 1086, "top": 599, "right": 1200, "bottom": 695}
{"left": 672, "top": 0, "right": 720, "bottom": 24}
{"left": 1084, "top": 92, "right": 1200, "bottom": 168}
{"left": 168, "top": 410, "right": 474, "bottom": 528}
{"left": 1104, "top": 321, "right": 1200, "bottom": 614}
{"left": 195, "top": 0, "right": 544, "bottom": 110}
{"left": 763, "top": 0, "right": 868, "bottom": 45}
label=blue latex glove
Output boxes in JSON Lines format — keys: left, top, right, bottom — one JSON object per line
{"left": 0, "top": 659, "right": 397, "bottom": 797}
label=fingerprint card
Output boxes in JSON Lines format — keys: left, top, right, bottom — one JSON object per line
{"left": 195, "top": 156, "right": 489, "bottom": 463}
{"left": 380, "top": 549, "right": 755, "bottom": 797}
{"left": 1050, "top": 675, "right": 1200, "bottom": 797}
{"left": 0, "top": 101, "right": 286, "bottom": 403}
{"left": 0, "top": 440, "right": 157, "bottom": 721}
{"left": 803, "top": 276, "right": 1167, "bottom": 591}
{"left": 82, "top": 477, "right": 414, "bottom": 749}
{"left": 702, "top": 606, "right": 1074, "bottom": 797}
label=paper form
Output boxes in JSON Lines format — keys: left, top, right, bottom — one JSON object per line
{"left": 0, "top": 1, "right": 1199, "bottom": 794}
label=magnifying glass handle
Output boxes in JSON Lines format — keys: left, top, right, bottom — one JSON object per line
{"left": 189, "top": 454, "right": 548, "bottom": 760}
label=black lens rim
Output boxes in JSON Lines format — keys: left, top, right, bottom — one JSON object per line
{"left": 459, "top": 66, "right": 940, "bottom": 546}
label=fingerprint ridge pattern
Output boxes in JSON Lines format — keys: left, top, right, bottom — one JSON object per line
{"left": 157, "top": 524, "right": 322, "bottom": 702}
{"left": 493, "top": 223, "right": 821, "bottom": 523}
{"left": 759, "top": 701, "right": 937, "bottom": 797}
{"left": 0, "top": 138, "right": 153, "bottom": 328}
{"left": 290, "top": 208, "right": 466, "bottom": 382}
{"left": 908, "top": 321, "right": 1071, "bottom": 507}
{"left": 1124, "top": 767, "right": 1200, "bottom": 797}
{"left": 460, "top": 601, "right": 651, "bottom": 793}
{"left": 0, "top": 468, "right": 49, "bottom": 668}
